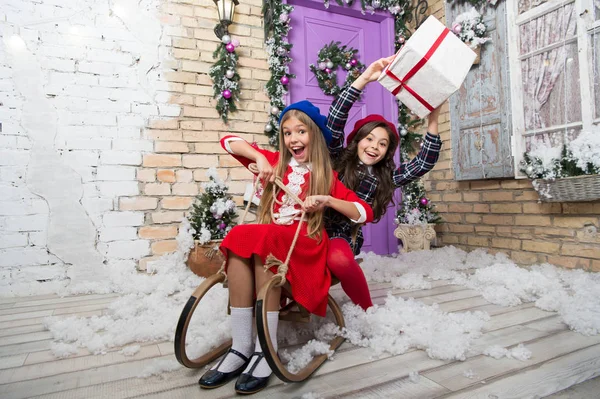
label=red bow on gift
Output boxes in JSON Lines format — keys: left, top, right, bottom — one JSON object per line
{"left": 385, "top": 28, "right": 450, "bottom": 113}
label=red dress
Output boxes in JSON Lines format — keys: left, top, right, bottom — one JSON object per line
{"left": 219, "top": 136, "right": 373, "bottom": 316}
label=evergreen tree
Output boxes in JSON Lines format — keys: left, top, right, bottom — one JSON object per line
{"left": 189, "top": 168, "right": 237, "bottom": 244}
{"left": 396, "top": 179, "right": 442, "bottom": 225}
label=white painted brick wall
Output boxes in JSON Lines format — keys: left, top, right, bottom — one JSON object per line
{"left": 0, "top": 0, "right": 180, "bottom": 295}
{"left": 106, "top": 240, "right": 151, "bottom": 259}
{"left": 99, "top": 227, "right": 139, "bottom": 242}
{"left": 103, "top": 211, "right": 145, "bottom": 227}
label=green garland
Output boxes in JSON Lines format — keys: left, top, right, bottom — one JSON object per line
{"left": 309, "top": 41, "right": 365, "bottom": 97}
{"left": 262, "top": 0, "right": 295, "bottom": 146}
{"left": 209, "top": 39, "right": 240, "bottom": 123}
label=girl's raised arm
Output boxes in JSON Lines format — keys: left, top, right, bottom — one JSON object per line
{"left": 221, "top": 135, "right": 276, "bottom": 183}
{"left": 350, "top": 56, "right": 394, "bottom": 91}
{"left": 391, "top": 106, "right": 443, "bottom": 187}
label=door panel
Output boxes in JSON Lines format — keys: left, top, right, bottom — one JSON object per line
{"left": 447, "top": 1, "right": 515, "bottom": 180}
{"left": 288, "top": 0, "right": 398, "bottom": 254}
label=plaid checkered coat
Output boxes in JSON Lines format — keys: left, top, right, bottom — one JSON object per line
{"left": 325, "top": 86, "right": 443, "bottom": 255}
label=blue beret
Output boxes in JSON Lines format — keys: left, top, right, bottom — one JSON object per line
{"left": 279, "top": 100, "right": 333, "bottom": 145}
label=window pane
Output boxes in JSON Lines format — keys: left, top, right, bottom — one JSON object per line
{"left": 518, "top": 3, "right": 576, "bottom": 56}
{"left": 519, "top": 4, "right": 581, "bottom": 131}
{"left": 591, "top": 28, "right": 600, "bottom": 120}
{"left": 518, "top": 0, "right": 550, "bottom": 15}
{"left": 524, "top": 127, "right": 581, "bottom": 151}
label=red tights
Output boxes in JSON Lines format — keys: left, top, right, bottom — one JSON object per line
{"left": 327, "top": 238, "right": 373, "bottom": 311}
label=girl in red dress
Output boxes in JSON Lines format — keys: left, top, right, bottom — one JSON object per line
{"left": 199, "top": 101, "right": 373, "bottom": 395}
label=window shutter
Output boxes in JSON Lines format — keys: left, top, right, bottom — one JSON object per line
{"left": 446, "top": 2, "right": 515, "bottom": 180}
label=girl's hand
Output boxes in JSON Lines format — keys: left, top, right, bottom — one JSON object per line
{"left": 255, "top": 155, "right": 274, "bottom": 182}
{"left": 352, "top": 56, "right": 395, "bottom": 89}
{"left": 303, "top": 195, "right": 331, "bottom": 213}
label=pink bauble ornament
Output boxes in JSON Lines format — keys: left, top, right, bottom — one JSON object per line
{"left": 420, "top": 198, "right": 429, "bottom": 206}
{"left": 452, "top": 23, "right": 462, "bottom": 34}
{"left": 318, "top": 62, "right": 327, "bottom": 70}
{"left": 350, "top": 58, "right": 358, "bottom": 66}
{"left": 225, "top": 43, "right": 235, "bottom": 53}
{"left": 398, "top": 36, "right": 405, "bottom": 44}
{"left": 325, "top": 68, "right": 332, "bottom": 74}
{"left": 222, "top": 89, "right": 232, "bottom": 99}
{"left": 218, "top": 222, "right": 227, "bottom": 230}
{"left": 231, "top": 38, "right": 240, "bottom": 47}
{"left": 279, "top": 12, "right": 289, "bottom": 23}
{"left": 280, "top": 75, "right": 289, "bottom": 85}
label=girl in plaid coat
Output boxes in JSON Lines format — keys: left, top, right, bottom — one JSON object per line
{"left": 325, "top": 57, "right": 443, "bottom": 310}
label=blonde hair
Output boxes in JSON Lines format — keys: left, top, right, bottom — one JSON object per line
{"left": 257, "top": 110, "right": 333, "bottom": 240}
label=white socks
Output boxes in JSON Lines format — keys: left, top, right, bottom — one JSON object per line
{"left": 213, "top": 306, "right": 253, "bottom": 372}
{"left": 244, "top": 311, "right": 279, "bottom": 378}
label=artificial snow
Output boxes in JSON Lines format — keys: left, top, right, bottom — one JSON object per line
{"left": 482, "top": 343, "right": 532, "bottom": 361}
{"left": 507, "top": 344, "right": 532, "bottom": 361}
{"left": 39, "top": 225, "right": 600, "bottom": 378}
{"left": 326, "top": 296, "right": 488, "bottom": 361}
{"left": 120, "top": 345, "right": 141, "bottom": 356}
{"left": 408, "top": 371, "right": 420, "bottom": 383}
{"left": 280, "top": 339, "right": 334, "bottom": 374}
{"left": 137, "top": 358, "right": 182, "bottom": 378}
{"left": 44, "top": 219, "right": 231, "bottom": 359}
{"left": 50, "top": 342, "right": 79, "bottom": 358}
{"left": 482, "top": 345, "right": 509, "bottom": 359}
{"left": 463, "top": 369, "right": 477, "bottom": 379}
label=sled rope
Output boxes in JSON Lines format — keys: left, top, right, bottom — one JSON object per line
{"left": 265, "top": 177, "right": 306, "bottom": 287}
{"left": 218, "top": 167, "right": 306, "bottom": 288}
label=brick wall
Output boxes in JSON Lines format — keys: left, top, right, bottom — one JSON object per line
{"left": 137, "top": 0, "right": 269, "bottom": 269}
{"left": 425, "top": 0, "right": 600, "bottom": 272}
{"left": 0, "top": 0, "right": 270, "bottom": 293}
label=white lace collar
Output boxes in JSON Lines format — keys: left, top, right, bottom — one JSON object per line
{"left": 289, "top": 157, "right": 312, "bottom": 171}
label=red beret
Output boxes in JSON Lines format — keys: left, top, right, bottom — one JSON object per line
{"left": 346, "top": 114, "right": 398, "bottom": 145}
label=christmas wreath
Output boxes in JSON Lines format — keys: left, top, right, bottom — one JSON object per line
{"left": 309, "top": 41, "right": 365, "bottom": 97}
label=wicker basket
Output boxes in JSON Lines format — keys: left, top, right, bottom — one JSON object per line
{"left": 186, "top": 240, "right": 224, "bottom": 278}
{"left": 533, "top": 175, "right": 600, "bottom": 202}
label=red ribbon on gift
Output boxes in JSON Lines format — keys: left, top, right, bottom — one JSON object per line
{"left": 385, "top": 27, "right": 450, "bottom": 112}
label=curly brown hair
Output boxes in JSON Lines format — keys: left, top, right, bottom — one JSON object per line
{"left": 334, "top": 121, "right": 399, "bottom": 222}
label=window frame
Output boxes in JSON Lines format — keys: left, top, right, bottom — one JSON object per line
{"left": 506, "top": 0, "right": 598, "bottom": 177}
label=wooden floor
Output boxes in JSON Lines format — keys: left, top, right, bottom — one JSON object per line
{"left": 1, "top": 279, "right": 599, "bottom": 399}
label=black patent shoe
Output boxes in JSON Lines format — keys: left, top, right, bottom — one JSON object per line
{"left": 199, "top": 348, "right": 250, "bottom": 389}
{"left": 234, "top": 352, "right": 271, "bottom": 395}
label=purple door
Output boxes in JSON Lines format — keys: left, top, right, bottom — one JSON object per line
{"left": 287, "top": 0, "right": 399, "bottom": 255}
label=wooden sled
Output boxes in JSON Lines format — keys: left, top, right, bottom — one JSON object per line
{"left": 256, "top": 276, "right": 345, "bottom": 382}
{"left": 174, "top": 271, "right": 346, "bottom": 380}
{"left": 174, "top": 272, "right": 231, "bottom": 368}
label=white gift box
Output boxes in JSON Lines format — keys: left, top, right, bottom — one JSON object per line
{"left": 378, "top": 16, "right": 477, "bottom": 118}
